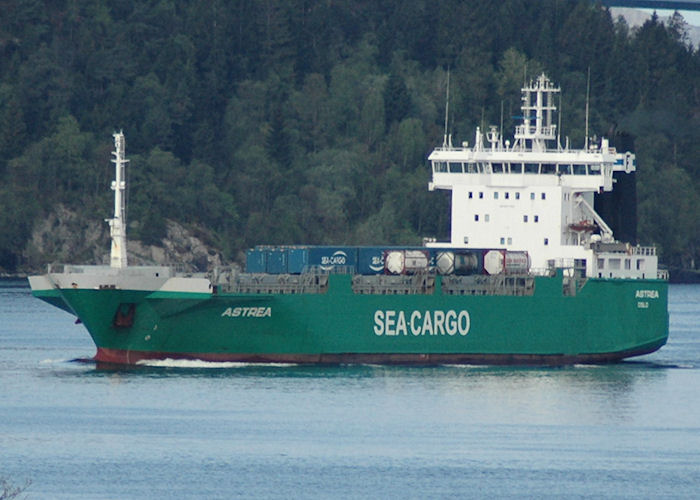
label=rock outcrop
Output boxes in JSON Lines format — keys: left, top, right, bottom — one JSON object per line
{"left": 25, "top": 206, "right": 223, "bottom": 272}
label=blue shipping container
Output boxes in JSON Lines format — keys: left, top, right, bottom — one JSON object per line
{"left": 245, "top": 249, "right": 267, "bottom": 273}
{"left": 287, "top": 248, "right": 309, "bottom": 274}
{"left": 358, "top": 247, "right": 386, "bottom": 275}
{"left": 266, "top": 249, "right": 288, "bottom": 274}
{"left": 307, "top": 247, "right": 358, "bottom": 272}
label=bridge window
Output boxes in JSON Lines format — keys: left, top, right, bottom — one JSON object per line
{"left": 511, "top": 163, "right": 523, "bottom": 174}
{"left": 449, "top": 162, "right": 463, "bottom": 173}
{"left": 542, "top": 163, "right": 556, "bottom": 174}
{"left": 573, "top": 164, "right": 586, "bottom": 175}
{"left": 525, "top": 163, "right": 538, "bottom": 174}
{"left": 559, "top": 164, "right": 572, "bottom": 175}
{"left": 433, "top": 161, "right": 448, "bottom": 173}
{"left": 492, "top": 162, "right": 504, "bottom": 173}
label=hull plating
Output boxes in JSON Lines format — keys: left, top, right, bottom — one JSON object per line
{"left": 32, "top": 274, "right": 668, "bottom": 366}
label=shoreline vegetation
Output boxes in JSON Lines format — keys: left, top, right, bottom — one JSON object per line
{"left": 0, "top": 1, "right": 698, "bottom": 275}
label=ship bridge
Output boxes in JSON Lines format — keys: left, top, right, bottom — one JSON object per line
{"left": 427, "top": 74, "right": 656, "bottom": 279}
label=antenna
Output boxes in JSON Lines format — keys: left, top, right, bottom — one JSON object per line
{"left": 584, "top": 66, "right": 590, "bottom": 149}
{"left": 443, "top": 68, "right": 450, "bottom": 148}
{"left": 500, "top": 100, "right": 504, "bottom": 146}
{"left": 557, "top": 92, "right": 562, "bottom": 150}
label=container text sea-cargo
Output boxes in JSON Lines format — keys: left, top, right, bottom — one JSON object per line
{"left": 29, "top": 74, "right": 668, "bottom": 366}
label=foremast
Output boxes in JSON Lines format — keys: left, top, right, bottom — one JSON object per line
{"left": 108, "top": 132, "right": 128, "bottom": 268}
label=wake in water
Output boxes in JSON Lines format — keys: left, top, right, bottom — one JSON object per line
{"left": 135, "top": 358, "right": 298, "bottom": 369}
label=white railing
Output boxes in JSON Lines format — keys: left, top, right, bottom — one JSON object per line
{"left": 631, "top": 246, "right": 656, "bottom": 256}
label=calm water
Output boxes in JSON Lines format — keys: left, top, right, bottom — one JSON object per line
{"left": 1, "top": 281, "right": 699, "bottom": 499}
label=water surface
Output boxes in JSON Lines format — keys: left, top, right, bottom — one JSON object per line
{"left": 1, "top": 281, "right": 698, "bottom": 498}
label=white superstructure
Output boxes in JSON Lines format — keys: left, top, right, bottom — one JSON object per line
{"left": 428, "top": 74, "right": 659, "bottom": 279}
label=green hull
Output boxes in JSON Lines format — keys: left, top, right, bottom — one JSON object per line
{"left": 31, "top": 273, "right": 668, "bottom": 366}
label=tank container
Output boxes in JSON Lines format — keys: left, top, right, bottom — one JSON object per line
{"left": 504, "top": 251, "right": 530, "bottom": 274}
{"left": 483, "top": 249, "right": 505, "bottom": 275}
{"left": 383, "top": 249, "right": 430, "bottom": 274}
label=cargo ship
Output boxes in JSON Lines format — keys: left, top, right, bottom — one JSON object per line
{"left": 29, "top": 74, "right": 668, "bottom": 366}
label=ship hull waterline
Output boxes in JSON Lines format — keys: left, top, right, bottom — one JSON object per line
{"left": 31, "top": 273, "right": 669, "bottom": 367}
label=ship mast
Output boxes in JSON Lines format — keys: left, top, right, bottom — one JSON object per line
{"left": 514, "top": 74, "right": 559, "bottom": 152}
{"left": 108, "top": 132, "right": 128, "bottom": 268}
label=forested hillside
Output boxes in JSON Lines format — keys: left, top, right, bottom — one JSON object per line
{"left": 0, "top": 0, "right": 698, "bottom": 272}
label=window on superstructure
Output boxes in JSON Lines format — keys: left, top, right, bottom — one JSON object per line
{"left": 507, "top": 237, "right": 512, "bottom": 245}
{"left": 523, "top": 215, "right": 528, "bottom": 222}
{"left": 515, "top": 192, "right": 520, "bottom": 200}
{"left": 474, "top": 214, "right": 479, "bottom": 221}
{"left": 637, "top": 259, "right": 645, "bottom": 270}
{"left": 625, "top": 259, "right": 631, "bottom": 270}
{"left": 542, "top": 164, "right": 556, "bottom": 174}
{"left": 505, "top": 192, "right": 510, "bottom": 199}
{"left": 500, "top": 237, "right": 505, "bottom": 245}
{"left": 479, "top": 192, "right": 484, "bottom": 199}
{"left": 559, "top": 164, "right": 572, "bottom": 175}
{"left": 598, "top": 258, "right": 605, "bottom": 269}
{"left": 492, "top": 163, "right": 504, "bottom": 173}
{"left": 468, "top": 191, "right": 473, "bottom": 199}
{"left": 467, "top": 163, "right": 478, "bottom": 173}
{"left": 511, "top": 163, "right": 523, "bottom": 174}
{"left": 494, "top": 192, "right": 499, "bottom": 200}
{"left": 525, "top": 163, "right": 538, "bottom": 174}
{"left": 485, "top": 214, "right": 490, "bottom": 222}
{"left": 544, "top": 238, "right": 549, "bottom": 246}
{"left": 541, "top": 192, "right": 546, "bottom": 200}
{"left": 534, "top": 215, "right": 539, "bottom": 222}
{"left": 573, "top": 164, "right": 586, "bottom": 175}
{"left": 449, "top": 162, "right": 463, "bottom": 173}
{"left": 530, "top": 192, "right": 535, "bottom": 200}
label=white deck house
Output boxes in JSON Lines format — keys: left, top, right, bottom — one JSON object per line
{"left": 427, "top": 74, "right": 658, "bottom": 279}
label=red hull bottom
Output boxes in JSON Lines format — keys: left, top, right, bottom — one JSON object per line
{"left": 94, "top": 342, "right": 665, "bottom": 367}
